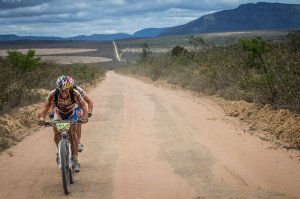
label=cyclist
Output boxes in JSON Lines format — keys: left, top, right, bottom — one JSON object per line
{"left": 66, "top": 76, "right": 93, "bottom": 152}
{"left": 38, "top": 75, "right": 88, "bottom": 172}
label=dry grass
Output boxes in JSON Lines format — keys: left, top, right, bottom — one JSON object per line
{"left": 0, "top": 48, "right": 97, "bottom": 56}
{"left": 39, "top": 56, "right": 112, "bottom": 64}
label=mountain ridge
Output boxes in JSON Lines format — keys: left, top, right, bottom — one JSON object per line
{"left": 159, "top": 2, "right": 300, "bottom": 36}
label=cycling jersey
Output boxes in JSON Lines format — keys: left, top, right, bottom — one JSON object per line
{"left": 74, "top": 86, "right": 87, "bottom": 98}
{"left": 46, "top": 88, "right": 83, "bottom": 114}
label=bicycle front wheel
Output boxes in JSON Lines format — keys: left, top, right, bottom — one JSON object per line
{"left": 59, "top": 139, "right": 71, "bottom": 195}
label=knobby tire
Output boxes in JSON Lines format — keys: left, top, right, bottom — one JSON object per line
{"left": 59, "top": 140, "right": 71, "bottom": 195}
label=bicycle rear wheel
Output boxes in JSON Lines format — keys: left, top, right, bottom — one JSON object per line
{"left": 59, "top": 140, "right": 71, "bottom": 195}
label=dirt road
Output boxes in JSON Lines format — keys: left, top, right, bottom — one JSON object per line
{"left": 0, "top": 71, "right": 299, "bottom": 199}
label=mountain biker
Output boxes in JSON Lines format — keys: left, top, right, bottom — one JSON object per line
{"left": 66, "top": 76, "right": 93, "bottom": 152}
{"left": 38, "top": 75, "right": 88, "bottom": 172}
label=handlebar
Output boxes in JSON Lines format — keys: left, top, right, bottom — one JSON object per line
{"left": 40, "top": 120, "right": 83, "bottom": 126}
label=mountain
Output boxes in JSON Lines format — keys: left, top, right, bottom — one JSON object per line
{"left": 69, "top": 33, "right": 131, "bottom": 41}
{"left": 160, "top": 2, "right": 300, "bottom": 36}
{"left": 133, "top": 28, "right": 166, "bottom": 38}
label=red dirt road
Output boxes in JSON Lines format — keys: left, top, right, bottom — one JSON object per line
{"left": 0, "top": 71, "right": 300, "bottom": 198}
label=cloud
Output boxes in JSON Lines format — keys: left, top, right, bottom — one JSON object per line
{"left": 0, "top": 0, "right": 299, "bottom": 36}
{"left": 0, "top": 0, "right": 54, "bottom": 10}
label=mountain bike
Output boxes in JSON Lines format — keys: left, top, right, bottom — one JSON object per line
{"left": 42, "top": 120, "right": 80, "bottom": 195}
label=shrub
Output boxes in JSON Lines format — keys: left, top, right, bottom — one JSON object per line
{"left": 188, "top": 35, "right": 205, "bottom": 51}
{"left": 7, "top": 49, "right": 40, "bottom": 73}
{"left": 0, "top": 138, "right": 9, "bottom": 151}
{"left": 171, "top": 46, "right": 188, "bottom": 57}
{"left": 287, "top": 30, "right": 300, "bottom": 51}
{"left": 140, "top": 43, "right": 151, "bottom": 61}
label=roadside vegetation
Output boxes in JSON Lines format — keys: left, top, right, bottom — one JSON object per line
{"left": 116, "top": 30, "right": 300, "bottom": 149}
{"left": 0, "top": 49, "right": 106, "bottom": 151}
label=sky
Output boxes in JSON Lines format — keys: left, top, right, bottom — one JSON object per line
{"left": 0, "top": 0, "right": 299, "bottom": 37}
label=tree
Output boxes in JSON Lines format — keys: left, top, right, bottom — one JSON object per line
{"left": 287, "top": 30, "right": 300, "bottom": 51}
{"left": 141, "top": 43, "right": 151, "bottom": 61}
{"left": 188, "top": 35, "right": 205, "bottom": 51}
{"left": 239, "top": 37, "right": 277, "bottom": 101}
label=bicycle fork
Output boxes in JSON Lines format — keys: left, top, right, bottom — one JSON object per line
{"left": 58, "top": 139, "right": 72, "bottom": 169}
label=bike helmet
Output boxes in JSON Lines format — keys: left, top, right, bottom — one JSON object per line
{"left": 56, "top": 75, "right": 72, "bottom": 90}
{"left": 66, "top": 75, "right": 75, "bottom": 87}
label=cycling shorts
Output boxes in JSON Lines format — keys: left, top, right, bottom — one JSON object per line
{"left": 75, "top": 105, "right": 82, "bottom": 116}
{"left": 54, "top": 108, "right": 78, "bottom": 122}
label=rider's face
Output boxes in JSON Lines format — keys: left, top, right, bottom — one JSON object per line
{"left": 60, "top": 89, "right": 69, "bottom": 98}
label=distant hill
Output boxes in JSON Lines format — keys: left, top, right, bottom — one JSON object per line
{"left": 133, "top": 28, "right": 166, "bottom": 38}
{"left": 0, "top": 34, "right": 64, "bottom": 41}
{"left": 160, "top": 2, "right": 300, "bottom": 36}
{"left": 69, "top": 33, "right": 131, "bottom": 41}
{"left": 0, "top": 29, "right": 166, "bottom": 41}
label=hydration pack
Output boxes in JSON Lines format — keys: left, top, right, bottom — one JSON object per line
{"left": 54, "top": 88, "right": 76, "bottom": 112}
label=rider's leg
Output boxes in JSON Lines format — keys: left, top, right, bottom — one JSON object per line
{"left": 53, "top": 127, "right": 59, "bottom": 146}
{"left": 70, "top": 126, "right": 78, "bottom": 160}
{"left": 53, "top": 109, "right": 62, "bottom": 147}
{"left": 67, "top": 110, "right": 79, "bottom": 161}
{"left": 76, "top": 124, "right": 81, "bottom": 145}
{"left": 75, "top": 106, "right": 83, "bottom": 150}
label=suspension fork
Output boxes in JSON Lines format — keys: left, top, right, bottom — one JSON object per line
{"left": 67, "top": 141, "right": 73, "bottom": 169}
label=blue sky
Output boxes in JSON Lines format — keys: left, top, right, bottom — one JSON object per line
{"left": 0, "top": 0, "right": 299, "bottom": 37}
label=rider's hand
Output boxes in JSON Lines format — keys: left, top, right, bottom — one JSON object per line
{"left": 38, "top": 119, "right": 45, "bottom": 125}
{"left": 88, "top": 112, "right": 92, "bottom": 118}
{"left": 48, "top": 112, "right": 54, "bottom": 119}
{"left": 80, "top": 117, "right": 88, "bottom": 123}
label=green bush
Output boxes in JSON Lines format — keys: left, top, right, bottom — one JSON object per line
{"left": 7, "top": 49, "right": 40, "bottom": 73}
{"left": 171, "top": 46, "right": 188, "bottom": 57}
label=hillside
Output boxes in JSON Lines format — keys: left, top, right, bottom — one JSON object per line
{"left": 160, "top": 2, "right": 300, "bottom": 36}
{"left": 133, "top": 28, "right": 166, "bottom": 38}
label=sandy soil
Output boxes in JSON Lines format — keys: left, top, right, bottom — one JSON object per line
{"left": 0, "top": 48, "right": 112, "bottom": 64}
{"left": 0, "top": 48, "right": 97, "bottom": 56}
{"left": 0, "top": 72, "right": 299, "bottom": 199}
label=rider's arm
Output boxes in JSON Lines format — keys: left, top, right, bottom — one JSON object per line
{"left": 83, "top": 95, "right": 93, "bottom": 114}
{"left": 39, "top": 92, "right": 54, "bottom": 120}
{"left": 75, "top": 92, "right": 88, "bottom": 119}
{"left": 75, "top": 86, "right": 93, "bottom": 114}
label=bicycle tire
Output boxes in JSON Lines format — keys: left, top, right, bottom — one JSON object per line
{"left": 59, "top": 140, "right": 71, "bottom": 195}
{"left": 69, "top": 153, "right": 75, "bottom": 184}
